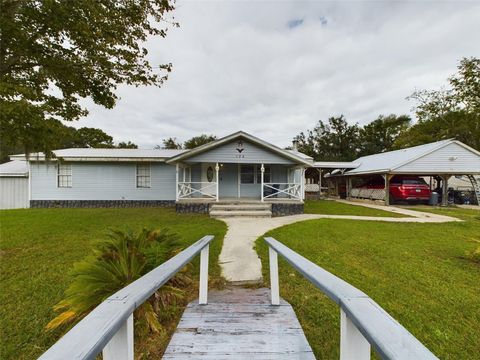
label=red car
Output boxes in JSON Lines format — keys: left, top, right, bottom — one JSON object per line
{"left": 361, "top": 176, "right": 431, "bottom": 204}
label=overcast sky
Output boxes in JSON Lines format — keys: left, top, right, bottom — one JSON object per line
{"left": 78, "top": 0, "right": 480, "bottom": 148}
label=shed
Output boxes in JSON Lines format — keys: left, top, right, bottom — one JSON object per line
{"left": 0, "top": 160, "right": 29, "bottom": 209}
{"left": 323, "top": 139, "right": 480, "bottom": 206}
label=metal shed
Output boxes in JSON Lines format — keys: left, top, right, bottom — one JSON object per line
{"left": 0, "top": 160, "right": 29, "bottom": 209}
{"left": 322, "top": 139, "right": 480, "bottom": 206}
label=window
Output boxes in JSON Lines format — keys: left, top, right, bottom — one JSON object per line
{"left": 256, "top": 165, "right": 271, "bottom": 183}
{"left": 240, "top": 165, "right": 255, "bottom": 184}
{"left": 240, "top": 165, "right": 271, "bottom": 184}
{"left": 136, "top": 163, "right": 151, "bottom": 188}
{"left": 57, "top": 163, "right": 72, "bottom": 188}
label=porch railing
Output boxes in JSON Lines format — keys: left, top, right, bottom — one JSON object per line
{"left": 39, "top": 235, "right": 214, "bottom": 360}
{"left": 263, "top": 182, "right": 302, "bottom": 201}
{"left": 265, "top": 237, "right": 438, "bottom": 360}
{"left": 178, "top": 181, "right": 217, "bottom": 199}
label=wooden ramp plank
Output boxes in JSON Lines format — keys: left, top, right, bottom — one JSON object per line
{"left": 163, "top": 288, "right": 315, "bottom": 359}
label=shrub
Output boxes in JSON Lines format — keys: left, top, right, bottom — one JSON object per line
{"left": 46, "top": 228, "right": 190, "bottom": 335}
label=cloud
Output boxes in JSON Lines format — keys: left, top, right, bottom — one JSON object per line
{"left": 77, "top": 1, "right": 480, "bottom": 148}
{"left": 287, "top": 19, "right": 304, "bottom": 29}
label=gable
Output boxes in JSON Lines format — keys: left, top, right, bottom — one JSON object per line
{"left": 186, "top": 139, "right": 295, "bottom": 164}
{"left": 394, "top": 142, "right": 480, "bottom": 173}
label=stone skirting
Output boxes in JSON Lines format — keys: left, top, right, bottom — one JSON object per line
{"left": 175, "top": 202, "right": 210, "bottom": 214}
{"left": 30, "top": 200, "right": 175, "bottom": 208}
{"left": 271, "top": 203, "right": 304, "bottom": 217}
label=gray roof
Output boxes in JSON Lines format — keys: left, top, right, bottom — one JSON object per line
{"left": 10, "top": 148, "right": 186, "bottom": 162}
{"left": 314, "top": 161, "right": 359, "bottom": 169}
{"left": 344, "top": 139, "right": 479, "bottom": 175}
{"left": 0, "top": 160, "right": 29, "bottom": 177}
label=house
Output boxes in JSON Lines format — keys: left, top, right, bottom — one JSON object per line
{"left": 9, "top": 131, "right": 313, "bottom": 216}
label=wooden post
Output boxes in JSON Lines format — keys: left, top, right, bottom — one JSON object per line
{"left": 340, "top": 309, "right": 370, "bottom": 360}
{"left": 269, "top": 247, "right": 280, "bottom": 306}
{"left": 199, "top": 244, "right": 209, "bottom": 305}
{"left": 103, "top": 314, "right": 134, "bottom": 360}
{"left": 384, "top": 174, "right": 393, "bottom": 206}
{"left": 346, "top": 177, "right": 352, "bottom": 199}
{"left": 261, "top": 163, "right": 264, "bottom": 202}
{"left": 215, "top": 163, "right": 219, "bottom": 202}
{"left": 442, "top": 175, "right": 450, "bottom": 206}
{"left": 318, "top": 168, "right": 322, "bottom": 199}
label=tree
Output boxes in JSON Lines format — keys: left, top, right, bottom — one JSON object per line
{"left": 116, "top": 141, "right": 138, "bottom": 149}
{"left": 158, "top": 137, "right": 182, "bottom": 149}
{"left": 395, "top": 57, "right": 480, "bottom": 149}
{"left": 0, "top": 0, "right": 177, "bottom": 157}
{"left": 358, "top": 114, "right": 411, "bottom": 156}
{"left": 184, "top": 134, "right": 217, "bottom": 149}
{"left": 295, "top": 115, "right": 360, "bottom": 161}
{"left": 73, "top": 127, "right": 114, "bottom": 148}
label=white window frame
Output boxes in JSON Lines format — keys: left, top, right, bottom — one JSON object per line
{"left": 136, "top": 163, "right": 151, "bottom": 188}
{"left": 57, "top": 163, "right": 72, "bottom": 188}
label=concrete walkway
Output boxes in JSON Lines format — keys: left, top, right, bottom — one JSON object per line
{"left": 218, "top": 200, "right": 461, "bottom": 283}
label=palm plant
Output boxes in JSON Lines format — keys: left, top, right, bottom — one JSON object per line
{"left": 46, "top": 228, "right": 191, "bottom": 334}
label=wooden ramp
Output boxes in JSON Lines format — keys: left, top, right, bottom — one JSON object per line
{"left": 163, "top": 288, "right": 315, "bottom": 359}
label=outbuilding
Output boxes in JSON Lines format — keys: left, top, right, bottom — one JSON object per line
{"left": 323, "top": 139, "right": 480, "bottom": 206}
{"left": 0, "top": 160, "right": 29, "bottom": 209}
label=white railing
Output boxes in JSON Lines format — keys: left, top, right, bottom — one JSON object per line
{"left": 350, "top": 188, "right": 386, "bottom": 201}
{"left": 39, "top": 235, "right": 214, "bottom": 360}
{"left": 265, "top": 237, "right": 438, "bottom": 360}
{"left": 178, "top": 182, "right": 217, "bottom": 199}
{"left": 263, "top": 182, "right": 302, "bottom": 201}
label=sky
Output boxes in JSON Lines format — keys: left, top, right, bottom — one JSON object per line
{"left": 78, "top": 0, "right": 480, "bottom": 148}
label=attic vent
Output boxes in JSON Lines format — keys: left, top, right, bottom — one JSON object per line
{"left": 448, "top": 156, "right": 458, "bottom": 161}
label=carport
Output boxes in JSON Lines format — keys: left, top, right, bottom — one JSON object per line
{"left": 320, "top": 139, "right": 480, "bottom": 206}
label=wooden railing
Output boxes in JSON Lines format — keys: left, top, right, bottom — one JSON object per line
{"left": 262, "top": 182, "right": 302, "bottom": 201}
{"left": 265, "top": 237, "right": 438, "bottom": 360}
{"left": 39, "top": 235, "right": 214, "bottom": 360}
{"left": 178, "top": 182, "right": 217, "bottom": 200}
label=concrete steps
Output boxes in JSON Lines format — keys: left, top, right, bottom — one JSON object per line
{"left": 210, "top": 202, "right": 272, "bottom": 218}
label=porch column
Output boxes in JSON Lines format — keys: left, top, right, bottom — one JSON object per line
{"left": 260, "top": 163, "right": 264, "bottom": 202}
{"left": 175, "top": 163, "right": 179, "bottom": 201}
{"left": 215, "top": 163, "right": 219, "bottom": 202}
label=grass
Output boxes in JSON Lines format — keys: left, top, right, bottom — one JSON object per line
{"left": 0, "top": 208, "right": 227, "bottom": 360}
{"left": 304, "top": 199, "right": 407, "bottom": 217}
{"left": 255, "top": 207, "right": 480, "bottom": 359}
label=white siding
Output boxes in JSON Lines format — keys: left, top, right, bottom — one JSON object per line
{"left": 187, "top": 140, "right": 295, "bottom": 164}
{"left": 394, "top": 143, "right": 480, "bottom": 173}
{"left": 30, "top": 162, "right": 176, "bottom": 200}
{"left": 0, "top": 177, "right": 29, "bottom": 209}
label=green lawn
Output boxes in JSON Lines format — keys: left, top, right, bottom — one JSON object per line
{"left": 255, "top": 208, "right": 480, "bottom": 359}
{"left": 304, "top": 199, "right": 407, "bottom": 217}
{"left": 0, "top": 208, "right": 227, "bottom": 360}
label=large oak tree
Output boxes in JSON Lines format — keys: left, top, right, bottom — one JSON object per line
{"left": 0, "top": 0, "right": 176, "bottom": 157}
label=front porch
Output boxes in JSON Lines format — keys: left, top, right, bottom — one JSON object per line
{"left": 175, "top": 162, "right": 305, "bottom": 203}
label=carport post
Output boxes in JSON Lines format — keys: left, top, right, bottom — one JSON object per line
{"left": 384, "top": 174, "right": 393, "bottom": 206}
{"left": 346, "top": 177, "right": 352, "bottom": 199}
{"left": 441, "top": 175, "right": 451, "bottom": 206}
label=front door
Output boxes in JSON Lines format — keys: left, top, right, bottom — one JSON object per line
{"left": 219, "top": 163, "right": 238, "bottom": 198}
{"left": 201, "top": 163, "right": 216, "bottom": 196}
